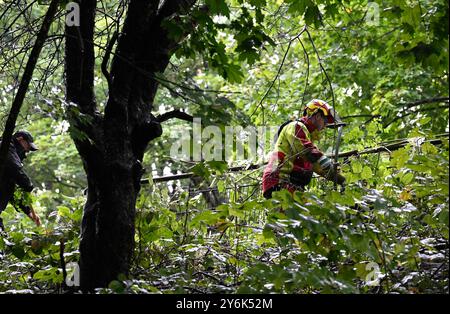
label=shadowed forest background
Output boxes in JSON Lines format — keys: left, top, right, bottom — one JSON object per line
{"left": 0, "top": 0, "right": 448, "bottom": 293}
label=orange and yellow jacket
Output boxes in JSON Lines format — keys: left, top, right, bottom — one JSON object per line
{"left": 262, "top": 117, "right": 344, "bottom": 198}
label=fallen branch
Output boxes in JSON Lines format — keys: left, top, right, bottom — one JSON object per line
{"left": 143, "top": 134, "right": 448, "bottom": 183}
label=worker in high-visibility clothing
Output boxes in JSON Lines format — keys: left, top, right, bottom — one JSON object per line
{"left": 262, "top": 99, "right": 346, "bottom": 199}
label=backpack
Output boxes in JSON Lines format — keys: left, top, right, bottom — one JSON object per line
{"left": 274, "top": 118, "right": 299, "bottom": 143}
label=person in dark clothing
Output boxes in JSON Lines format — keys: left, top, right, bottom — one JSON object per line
{"left": 0, "top": 130, "right": 41, "bottom": 230}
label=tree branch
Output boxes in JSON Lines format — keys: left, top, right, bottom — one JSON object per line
{"left": 398, "top": 97, "right": 449, "bottom": 109}
{"left": 250, "top": 27, "right": 306, "bottom": 119}
{"left": 156, "top": 109, "right": 194, "bottom": 123}
{"left": 65, "top": 0, "right": 97, "bottom": 117}
{"left": 142, "top": 135, "right": 449, "bottom": 183}
{"left": 384, "top": 104, "right": 449, "bottom": 128}
{"left": 101, "top": 31, "right": 118, "bottom": 92}
{"left": 342, "top": 114, "right": 382, "bottom": 119}
{"left": 60, "top": 239, "right": 68, "bottom": 289}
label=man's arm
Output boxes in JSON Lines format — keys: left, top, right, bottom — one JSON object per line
{"left": 13, "top": 167, "right": 34, "bottom": 192}
{"left": 11, "top": 190, "right": 32, "bottom": 214}
{"left": 11, "top": 191, "right": 41, "bottom": 226}
{"left": 7, "top": 146, "right": 34, "bottom": 192}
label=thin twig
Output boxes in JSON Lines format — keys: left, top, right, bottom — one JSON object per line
{"left": 297, "top": 37, "right": 310, "bottom": 106}
{"left": 250, "top": 27, "right": 307, "bottom": 118}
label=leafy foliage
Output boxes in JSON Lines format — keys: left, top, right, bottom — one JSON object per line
{"left": 0, "top": 0, "right": 448, "bottom": 293}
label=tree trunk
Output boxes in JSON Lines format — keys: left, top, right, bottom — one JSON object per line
{"left": 78, "top": 151, "right": 141, "bottom": 289}
{"left": 64, "top": 0, "right": 196, "bottom": 291}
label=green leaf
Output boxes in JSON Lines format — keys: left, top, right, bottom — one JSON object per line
{"left": 191, "top": 210, "right": 221, "bottom": 226}
{"left": 229, "top": 205, "right": 245, "bottom": 218}
{"left": 391, "top": 147, "right": 410, "bottom": 169}
{"left": 108, "top": 280, "right": 125, "bottom": 293}
{"left": 223, "top": 63, "right": 244, "bottom": 83}
{"left": 304, "top": 4, "right": 320, "bottom": 27}
{"left": 207, "top": 160, "right": 228, "bottom": 173}
{"left": 401, "top": 5, "right": 421, "bottom": 27}
{"left": 12, "top": 245, "right": 26, "bottom": 259}
{"left": 248, "top": 0, "right": 266, "bottom": 7}
{"left": 399, "top": 171, "right": 414, "bottom": 185}
{"left": 206, "top": 0, "right": 230, "bottom": 17}
{"left": 351, "top": 160, "right": 363, "bottom": 173}
{"left": 239, "top": 50, "right": 260, "bottom": 65}
{"left": 325, "top": 3, "right": 339, "bottom": 19}
{"left": 361, "top": 166, "right": 373, "bottom": 180}
{"left": 217, "top": 180, "right": 226, "bottom": 193}
{"left": 191, "top": 162, "right": 211, "bottom": 178}
{"left": 57, "top": 206, "right": 71, "bottom": 218}
{"left": 287, "top": 0, "right": 308, "bottom": 15}
{"left": 422, "top": 142, "right": 438, "bottom": 155}
{"left": 262, "top": 225, "right": 277, "bottom": 240}
{"left": 33, "top": 267, "right": 63, "bottom": 284}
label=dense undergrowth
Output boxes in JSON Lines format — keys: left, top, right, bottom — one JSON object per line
{"left": 1, "top": 137, "right": 448, "bottom": 294}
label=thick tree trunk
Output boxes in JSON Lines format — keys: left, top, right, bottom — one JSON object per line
{"left": 64, "top": 0, "right": 196, "bottom": 291}
{"left": 79, "top": 155, "right": 139, "bottom": 289}
{"left": 77, "top": 113, "right": 162, "bottom": 291}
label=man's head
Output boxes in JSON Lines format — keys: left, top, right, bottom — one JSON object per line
{"left": 303, "top": 99, "right": 341, "bottom": 131}
{"left": 13, "top": 130, "right": 38, "bottom": 153}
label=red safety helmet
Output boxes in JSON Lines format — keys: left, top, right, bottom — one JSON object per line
{"left": 303, "top": 99, "right": 341, "bottom": 124}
